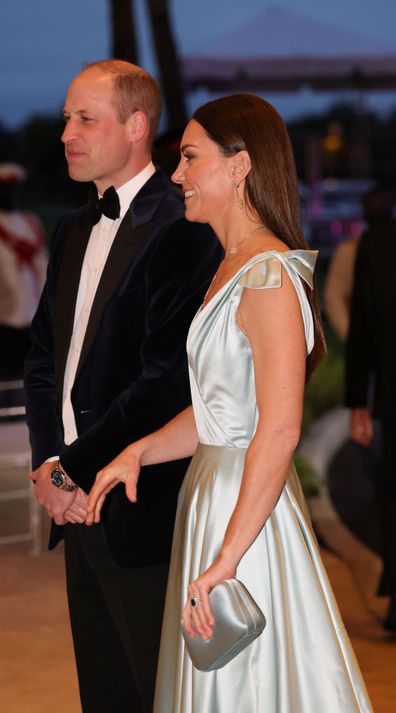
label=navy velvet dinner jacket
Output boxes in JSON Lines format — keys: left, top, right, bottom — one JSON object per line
{"left": 24, "top": 168, "right": 222, "bottom": 567}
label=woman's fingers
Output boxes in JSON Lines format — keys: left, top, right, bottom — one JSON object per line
{"left": 93, "top": 491, "right": 109, "bottom": 523}
{"left": 181, "top": 603, "right": 195, "bottom": 638}
{"left": 125, "top": 472, "right": 138, "bottom": 503}
{"left": 192, "top": 603, "right": 214, "bottom": 640}
{"left": 86, "top": 451, "right": 142, "bottom": 525}
{"left": 187, "top": 584, "right": 214, "bottom": 639}
{"left": 86, "top": 471, "right": 118, "bottom": 523}
{"left": 182, "top": 563, "right": 237, "bottom": 643}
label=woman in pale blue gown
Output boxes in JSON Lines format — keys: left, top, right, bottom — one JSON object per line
{"left": 87, "top": 94, "right": 373, "bottom": 712}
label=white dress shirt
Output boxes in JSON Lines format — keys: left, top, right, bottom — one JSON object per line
{"left": 62, "top": 162, "right": 156, "bottom": 446}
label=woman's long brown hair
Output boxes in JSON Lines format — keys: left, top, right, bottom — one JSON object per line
{"left": 193, "top": 93, "right": 326, "bottom": 379}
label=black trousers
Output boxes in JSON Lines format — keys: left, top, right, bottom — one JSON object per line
{"left": 64, "top": 524, "right": 168, "bottom": 713}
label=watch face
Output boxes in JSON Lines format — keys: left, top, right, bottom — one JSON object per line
{"left": 51, "top": 468, "right": 65, "bottom": 488}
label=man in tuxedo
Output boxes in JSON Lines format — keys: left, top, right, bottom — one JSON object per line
{"left": 24, "top": 60, "right": 221, "bottom": 712}
{"left": 345, "top": 187, "right": 396, "bottom": 633}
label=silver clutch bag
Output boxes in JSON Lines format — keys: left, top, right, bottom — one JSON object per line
{"left": 181, "top": 578, "right": 266, "bottom": 672}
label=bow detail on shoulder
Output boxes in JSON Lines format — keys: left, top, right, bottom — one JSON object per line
{"left": 283, "top": 250, "right": 318, "bottom": 289}
{"left": 239, "top": 249, "right": 318, "bottom": 291}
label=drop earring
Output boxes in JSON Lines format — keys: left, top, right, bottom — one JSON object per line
{"left": 232, "top": 180, "right": 244, "bottom": 209}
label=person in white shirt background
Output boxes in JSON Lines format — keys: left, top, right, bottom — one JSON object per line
{"left": 0, "top": 162, "right": 47, "bottom": 379}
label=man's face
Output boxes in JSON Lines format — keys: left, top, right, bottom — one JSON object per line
{"left": 62, "top": 68, "right": 133, "bottom": 193}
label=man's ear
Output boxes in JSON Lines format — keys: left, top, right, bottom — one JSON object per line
{"left": 127, "top": 111, "right": 149, "bottom": 144}
{"left": 230, "top": 150, "right": 251, "bottom": 182}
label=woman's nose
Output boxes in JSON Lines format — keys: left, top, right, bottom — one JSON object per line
{"left": 171, "top": 159, "right": 184, "bottom": 185}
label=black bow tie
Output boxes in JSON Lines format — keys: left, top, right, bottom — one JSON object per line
{"left": 88, "top": 185, "right": 120, "bottom": 224}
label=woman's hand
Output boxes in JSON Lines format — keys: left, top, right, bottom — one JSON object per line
{"left": 182, "top": 556, "right": 237, "bottom": 641}
{"left": 86, "top": 446, "right": 142, "bottom": 525}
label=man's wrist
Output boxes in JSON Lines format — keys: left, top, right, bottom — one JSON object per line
{"left": 50, "top": 461, "right": 77, "bottom": 492}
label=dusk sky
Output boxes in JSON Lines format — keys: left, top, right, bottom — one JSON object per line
{"left": 1, "top": 0, "right": 396, "bottom": 129}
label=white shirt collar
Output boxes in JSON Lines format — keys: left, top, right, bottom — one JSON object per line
{"left": 115, "top": 162, "right": 156, "bottom": 218}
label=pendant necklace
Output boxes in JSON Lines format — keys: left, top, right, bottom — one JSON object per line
{"left": 202, "top": 224, "right": 266, "bottom": 309}
{"left": 226, "top": 224, "right": 265, "bottom": 257}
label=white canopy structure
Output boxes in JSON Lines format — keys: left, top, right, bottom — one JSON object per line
{"left": 182, "top": 6, "right": 396, "bottom": 93}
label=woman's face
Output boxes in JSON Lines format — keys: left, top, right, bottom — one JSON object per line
{"left": 172, "top": 120, "right": 234, "bottom": 226}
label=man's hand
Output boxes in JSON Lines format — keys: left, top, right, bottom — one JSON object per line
{"left": 64, "top": 488, "right": 89, "bottom": 524}
{"left": 350, "top": 407, "right": 373, "bottom": 446}
{"left": 28, "top": 461, "right": 77, "bottom": 525}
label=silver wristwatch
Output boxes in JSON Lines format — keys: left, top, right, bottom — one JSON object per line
{"left": 50, "top": 462, "right": 77, "bottom": 492}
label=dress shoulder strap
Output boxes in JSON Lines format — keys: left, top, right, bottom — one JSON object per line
{"left": 238, "top": 250, "right": 318, "bottom": 355}
{"left": 238, "top": 250, "right": 318, "bottom": 290}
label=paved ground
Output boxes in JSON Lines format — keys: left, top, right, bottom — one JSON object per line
{"left": 0, "top": 419, "right": 395, "bottom": 712}
{"left": 310, "top": 489, "right": 395, "bottom": 713}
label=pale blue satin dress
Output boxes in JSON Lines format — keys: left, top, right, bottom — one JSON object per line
{"left": 154, "top": 250, "right": 372, "bottom": 713}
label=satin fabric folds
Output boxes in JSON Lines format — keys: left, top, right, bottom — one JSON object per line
{"left": 154, "top": 251, "right": 373, "bottom": 713}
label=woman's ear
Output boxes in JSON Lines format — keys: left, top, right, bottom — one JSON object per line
{"left": 230, "top": 150, "right": 251, "bottom": 182}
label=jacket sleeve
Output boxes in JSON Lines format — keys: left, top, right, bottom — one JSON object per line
{"left": 60, "top": 219, "right": 221, "bottom": 492}
{"left": 24, "top": 224, "right": 66, "bottom": 468}
{"left": 344, "top": 234, "right": 375, "bottom": 408}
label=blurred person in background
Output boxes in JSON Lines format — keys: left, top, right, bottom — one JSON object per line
{"left": 324, "top": 219, "right": 363, "bottom": 342}
{"left": 345, "top": 187, "right": 396, "bottom": 633}
{"left": 0, "top": 162, "right": 47, "bottom": 379}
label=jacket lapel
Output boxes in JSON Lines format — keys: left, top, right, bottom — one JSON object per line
{"left": 53, "top": 213, "right": 92, "bottom": 393}
{"left": 55, "top": 169, "right": 173, "bottom": 387}
{"left": 75, "top": 211, "right": 150, "bottom": 378}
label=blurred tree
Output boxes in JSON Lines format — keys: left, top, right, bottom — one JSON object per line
{"left": 1, "top": 100, "right": 393, "bottom": 228}
{"left": 0, "top": 123, "right": 19, "bottom": 163}
{"left": 107, "top": 0, "right": 186, "bottom": 132}
{"left": 0, "top": 117, "right": 88, "bottom": 234}
{"left": 146, "top": 0, "right": 186, "bottom": 131}
{"left": 288, "top": 102, "right": 387, "bottom": 183}
{"left": 108, "top": 0, "right": 138, "bottom": 63}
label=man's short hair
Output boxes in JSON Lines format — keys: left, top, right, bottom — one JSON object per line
{"left": 84, "top": 60, "right": 162, "bottom": 145}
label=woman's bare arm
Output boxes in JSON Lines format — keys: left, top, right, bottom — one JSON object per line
{"left": 86, "top": 406, "right": 197, "bottom": 523}
{"left": 184, "top": 267, "right": 307, "bottom": 638}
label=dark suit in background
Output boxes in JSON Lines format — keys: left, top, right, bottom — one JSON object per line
{"left": 24, "top": 60, "right": 222, "bottom": 713}
{"left": 345, "top": 192, "right": 396, "bottom": 631}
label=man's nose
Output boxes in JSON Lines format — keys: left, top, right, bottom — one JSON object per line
{"left": 61, "top": 120, "right": 76, "bottom": 144}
